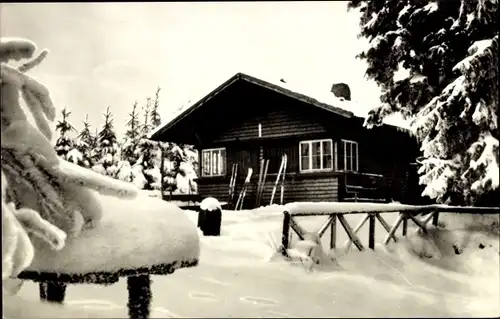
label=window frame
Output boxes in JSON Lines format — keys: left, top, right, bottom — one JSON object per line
{"left": 201, "top": 147, "right": 226, "bottom": 177}
{"left": 339, "top": 139, "right": 359, "bottom": 172}
{"left": 299, "top": 138, "right": 334, "bottom": 173}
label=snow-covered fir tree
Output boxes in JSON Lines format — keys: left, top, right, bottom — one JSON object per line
{"left": 118, "top": 101, "right": 143, "bottom": 184}
{"left": 134, "top": 97, "right": 162, "bottom": 190}
{"left": 121, "top": 101, "right": 141, "bottom": 165}
{"left": 54, "top": 107, "right": 77, "bottom": 160}
{"left": 92, "top": 106, "right": 121, "bottom": 177}
{"left": 72, "top": 114, "right": 95, "bottom": 168}
{"left": 151, "top": 87, "right": 162, "bottom": 130}
{"left": 162, "top": 143, "right": 198, "bottom": 195}
{"left": 349, "top": 0, "right": 498, "bottom": 206}
{"left": 141, "top": 97, "right": 152, "bottom": 137}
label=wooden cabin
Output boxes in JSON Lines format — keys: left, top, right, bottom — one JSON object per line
{"left": 150, "top": 73, "right": 426, "bottom": 209}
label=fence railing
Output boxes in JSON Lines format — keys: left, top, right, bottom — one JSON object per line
{"left": 280, "top": 202, "right": 499, "bottom": 254}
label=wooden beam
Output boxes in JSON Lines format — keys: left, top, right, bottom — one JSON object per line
{"left": 402, "top": 213, "right": 408, "bottom": 236}
{"left": 368, "top": 213, "right": 375, "bottom": 250}
{"left": 344, "top": 213, "right": 369, "bottom": 250}
{"left": 432, "top": 209, "right": 440, "bottom": 226}
{"left": 422, "top": 211, "right": 436, "bottom": 225}
{"left": 330, "top": 215, "right": 336, "bottom": 250}
{"left": 281, "top": 212, "right": 291, "bottom": 251}
{"left": 160, "top": 145, "right": 165, "bottom": 201}
{"left": 289, "top": 216, "right": 306, "bottom": 240}
{"left": 384, "top": 213, "right": 404, "bottom": 245}
{"left": 317, "top": 215, "right": 335, "bottom": 238}
{"left": 375, "top": 213, "right": 397, "bottom": 243}
{"left": 406, "top": 212, "right": 428, "bottom": 234}
{"left": 338, "top": 215, "right": 364, "bottom": 251}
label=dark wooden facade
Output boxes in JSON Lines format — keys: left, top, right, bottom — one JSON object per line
{"left": 151, "top": 73, "right": 426, "bottom": 208}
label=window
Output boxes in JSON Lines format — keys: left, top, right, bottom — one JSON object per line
{"left": 299, "top": 139, "right": 334, "bottom": 172}
{"left": 201, "top": 148, "right": 226, "bottom": 177}
{"left": 338, "top": 139, "right": 358, "bottom": 172}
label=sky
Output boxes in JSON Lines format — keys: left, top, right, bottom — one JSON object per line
{"left": 1, "top": 2, "right": 401, "bottom": 137}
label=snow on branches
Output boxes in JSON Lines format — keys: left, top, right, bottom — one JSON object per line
{"left": 411, "top": 36, "right": 499, "bottom": 203}
{"left": 1, "top": 38, "right": 140, "bottom": 278}
{"left": 350, "top": 0, "right": 499, "bottom": 204}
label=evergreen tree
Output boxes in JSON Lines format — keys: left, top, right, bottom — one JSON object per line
{"left": 54, "top": 107, "right": 76, "bottom": 160}
{"left": 349, "top": 0, "right": 498, "bottom": 205}
{"left": 92, "top": 106, "right": 120, "bottom": 177}
{"left": 75, "top": 114, "right": 95, "bottom": 168}
{"left": 134, "top": 97, "right": 162, "bottom": 190}
{"left": 141, "top": 97, "right": 152, "bottom": 138}
{"left": 162, "top": 143, "right": 198, "bottom": 194}
{"left": 150, "top": 87, "right": 162, "bottom": 130}
{"left": 121, "top": 101, "right": 141, "bottom": 164}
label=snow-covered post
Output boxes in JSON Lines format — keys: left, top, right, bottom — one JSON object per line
{"left": 159, "top": 141, "right": 165, "bottom": 200}
{"left": 199, "top": 197, "right": 222, "bottom": 236}
{"left": 281, "top": 211, "right": 291, "bottom": 252}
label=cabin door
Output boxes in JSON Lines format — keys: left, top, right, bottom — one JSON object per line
{"left": 234, "top": 144, "right": 259, "bottom": 178}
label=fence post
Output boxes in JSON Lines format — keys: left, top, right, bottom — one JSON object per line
{"left": 368, "top": 213, "right": 375, "bottom": 250}
{"left": 330, "top": 215, "right": 336, "bottom": 249}
{"left": 281, "top": 211, "right": 291, "bottom": 253}
{"left": 402, "top": 212, "right": 408, "bottom": 236}
{"left": 432, "top": 210, "right": 440, "bottom": 226}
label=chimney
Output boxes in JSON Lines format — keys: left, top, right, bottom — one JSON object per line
{"left": 331, "top": 83, "right": 351, "bottom": 101}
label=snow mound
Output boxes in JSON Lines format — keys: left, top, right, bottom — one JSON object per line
{"left": 26, "top": 193, "right": 200, "bottom": 274}
{"left": 200, "top": 197, "right": 222, "bottom": 211}
{"left": 398, "top": 213, "right": 499, "bottom": 274}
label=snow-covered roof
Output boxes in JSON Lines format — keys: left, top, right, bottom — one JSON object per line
{"left": 149, "top": 72, "right": 409, "bottom": 140}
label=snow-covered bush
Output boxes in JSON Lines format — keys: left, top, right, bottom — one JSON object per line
{"left": 161, "top": 143, "right": 197, "bottom": 194}
{"left": 135, "top": 138, "right": 162, "bottom": 190}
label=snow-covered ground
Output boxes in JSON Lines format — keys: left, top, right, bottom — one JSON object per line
{"left": 10, "top": 205, "right": 500, "bottom": 318}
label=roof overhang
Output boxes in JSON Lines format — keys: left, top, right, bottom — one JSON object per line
{"left": 149, "top": 72, "right": 355, "bottom": 141}
{"left": 149, "top": 72, "right": 414, "bottom": 142}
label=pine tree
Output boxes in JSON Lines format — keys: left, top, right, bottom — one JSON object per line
{"left": 54, "top": 107, "right": 76, "bottom": 160}
{"left": 75, "top": 114, "right": 94, "bottom": 168}
{"left": 165, "top": 144, "right": 198, "bottom": 194}
{"left": 349, "top": 0, "right": 498, "bottom": 205}
{"left": 134, "top": 97, "right": 162, "bottom": 190}
{"left": 141, "top": 97, "right": 152, "bottom": 138}
{"left": 92, "top": 106, "right": 120, "bottom": 177}
{"left": 150, "top": 87, "right": 162, "bottom": 130}
{"left": 122, "top": 101, "right": 141, "bottom": 164}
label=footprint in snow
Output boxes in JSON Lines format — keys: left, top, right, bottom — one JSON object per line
{"left": 66, "top": 299, "right": 121, "bottom": 310}
{"left": 240, "top": 296, "right": 279, "bottom": 306}
{"left": 188, "top": 291, "right": 219, "bottom": 301}
{"left": 151, "top": 306, "right": 182, "bottom": 318}
{"left": 199, "top": 276, "right": 232, "bottom": 286}
{"left": 265, "top": 310, "right": 294, "bottom": 317}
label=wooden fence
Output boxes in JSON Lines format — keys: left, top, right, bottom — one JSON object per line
{"left": 280, "top": 202, "right": 499, "bottom": 254}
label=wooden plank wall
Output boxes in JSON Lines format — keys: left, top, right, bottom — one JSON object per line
{"left": 212, "top": 109, "right": 327, "bottom": 144}
{"left": 197, "top": 175, "right": 339, "bottom": 209}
